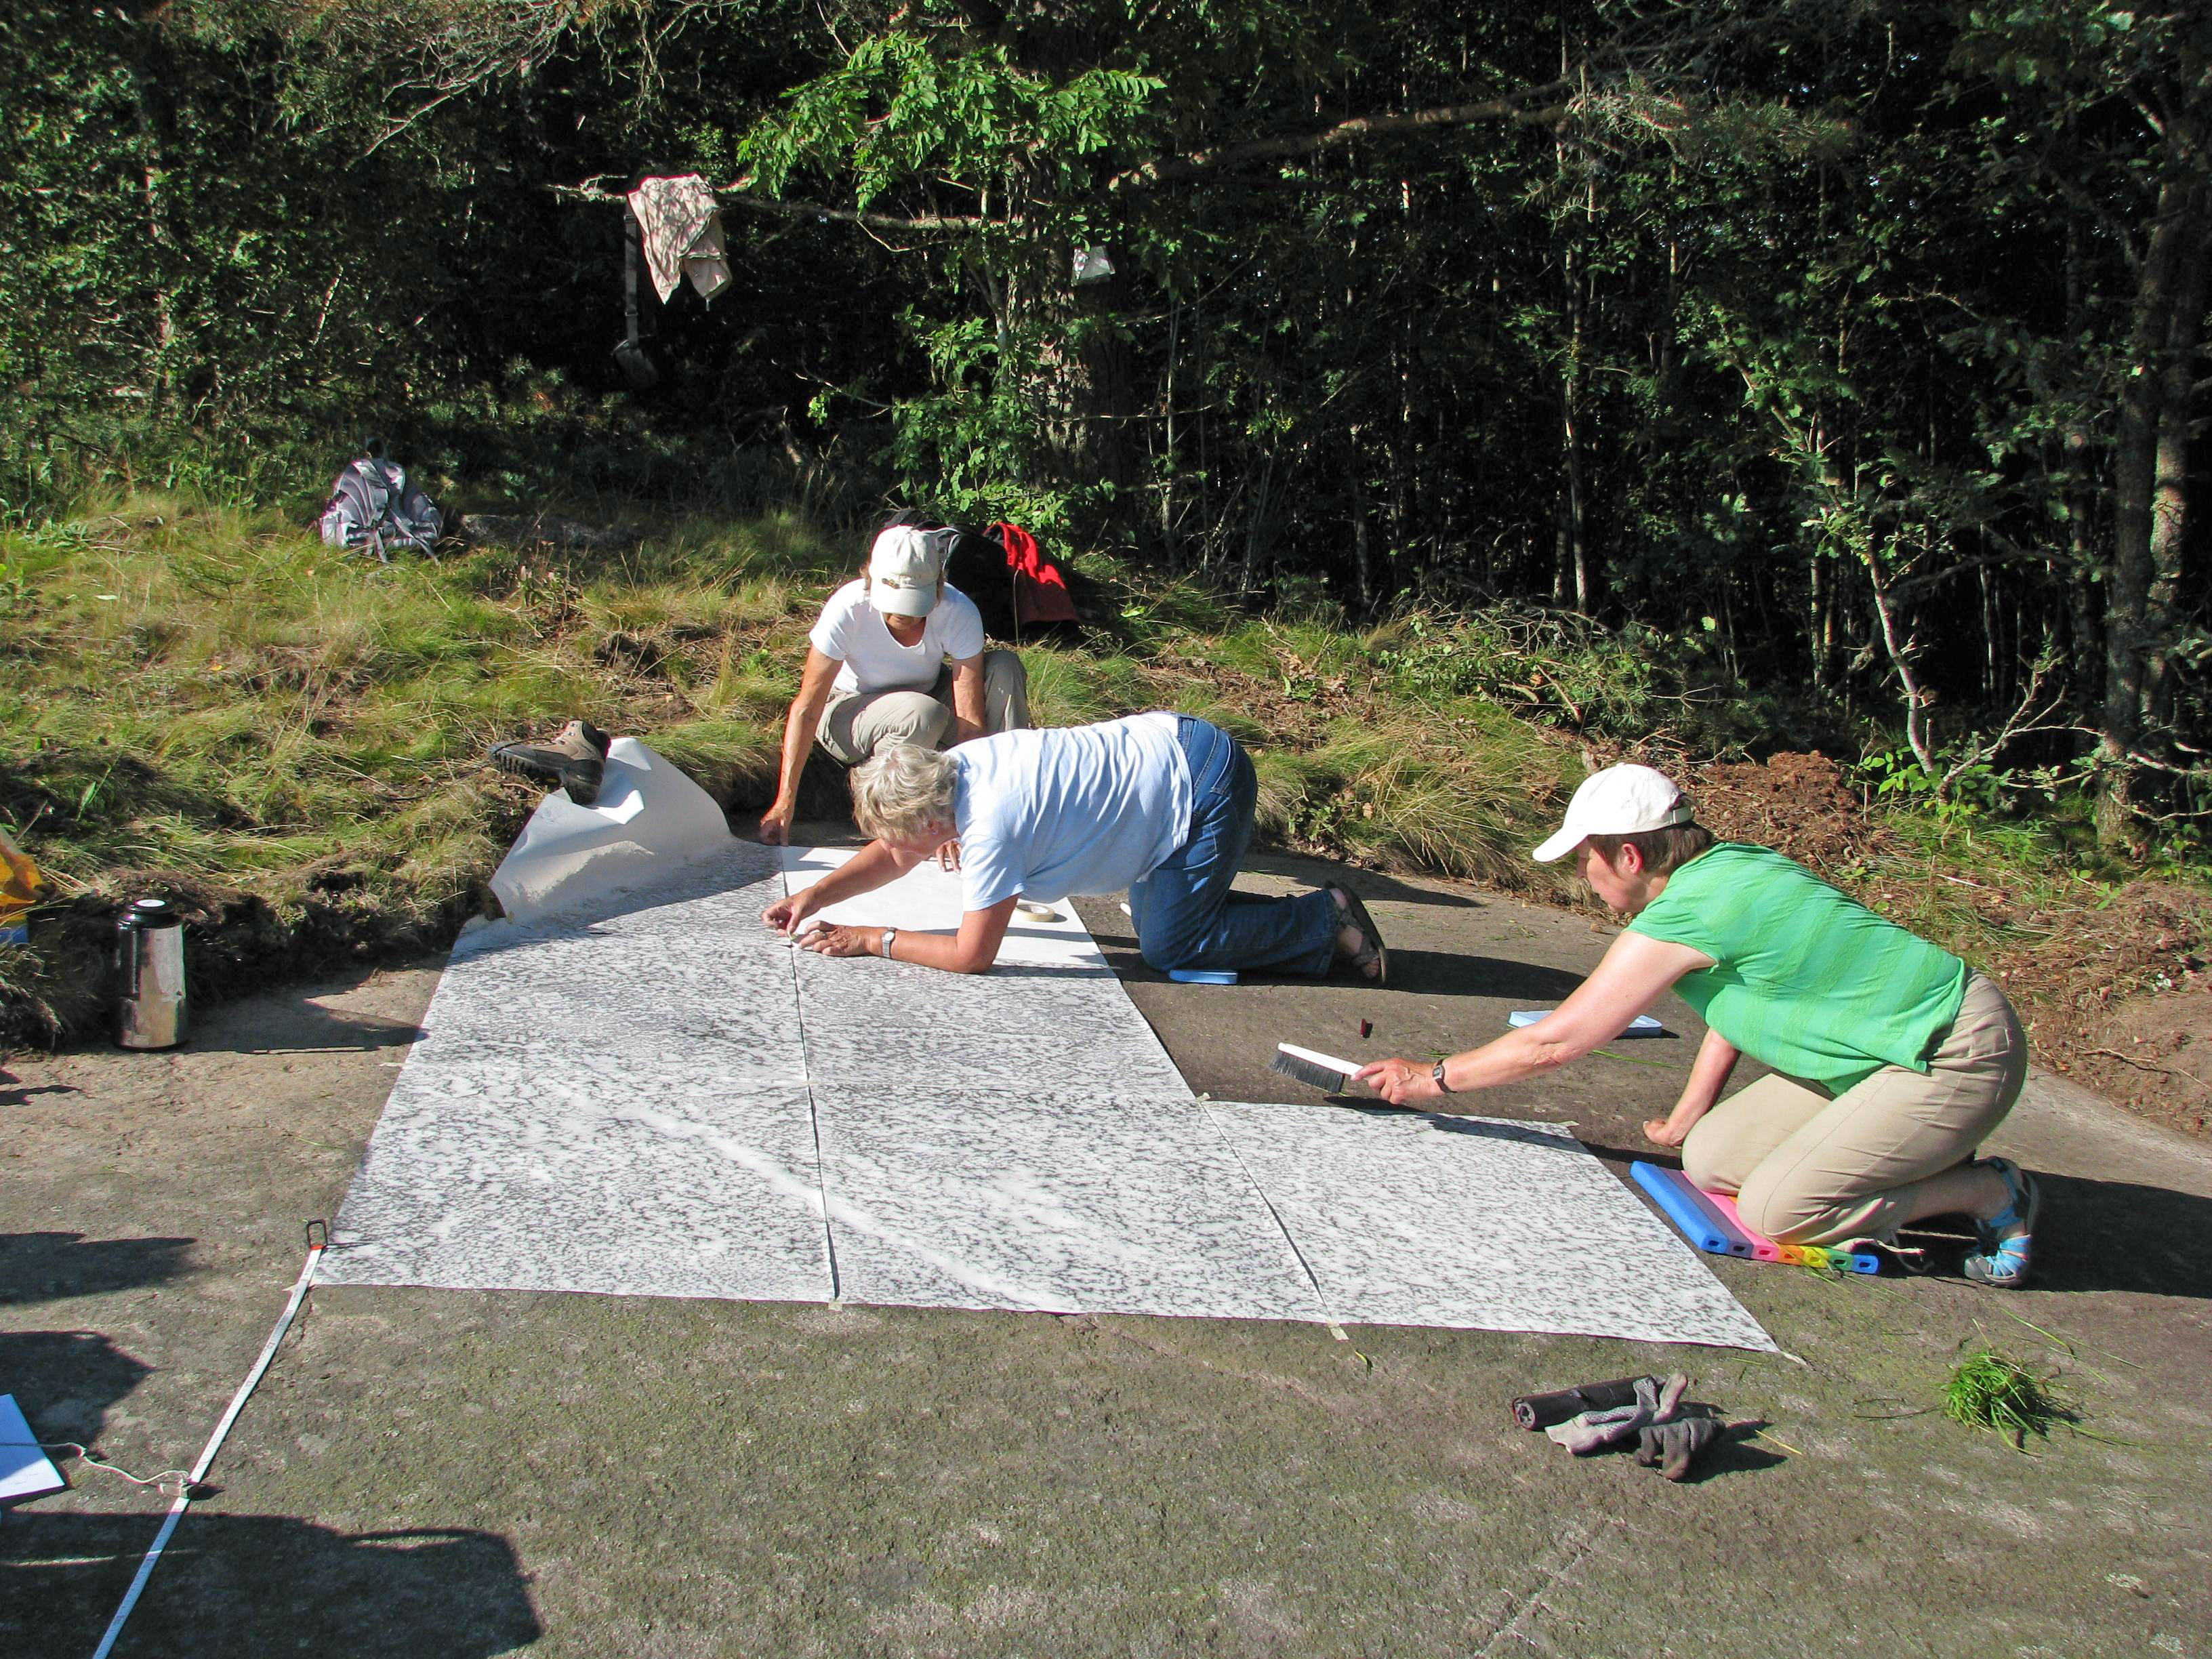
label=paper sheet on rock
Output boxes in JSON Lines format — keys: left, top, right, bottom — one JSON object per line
{"left": 326, "top": 836, "right": 1773, "bottom": 1350}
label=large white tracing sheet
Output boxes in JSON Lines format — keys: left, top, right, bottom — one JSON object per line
{"left": 325, "top": 834, "right": 1772, "bottom": 1351}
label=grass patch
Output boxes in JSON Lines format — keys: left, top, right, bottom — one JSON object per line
{"left": 1255, "top": 712, "right": 1580, "bottom": 894}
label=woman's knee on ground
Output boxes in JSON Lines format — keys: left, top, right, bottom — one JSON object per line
{"left": 866, "top": 691, "right": 954, "bottom": 752}
{"left": 981, "top": 649, "right": 1030, "bottom": 730}
{"left": 1681, "top": 1116, "right": 1754, "bottom": 1195}
{"left": 1734, "top": 1163, "right": 1856, "bottom": 1245}
{"left": 1136, "top": 919, "right": 1205, "bottom": 972}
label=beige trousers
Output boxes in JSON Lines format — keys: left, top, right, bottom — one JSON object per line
{"left": 817, "top": 650, "right": 1030, "bottom": 764}
{"left": 1681, "top": 972, "right": 2028, "bottom": 1245}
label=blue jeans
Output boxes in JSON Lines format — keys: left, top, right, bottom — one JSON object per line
{"left": 1126, "top": 718, "right": 1340, "bottom": 976}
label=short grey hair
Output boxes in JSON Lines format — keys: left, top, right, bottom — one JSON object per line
{"left": 851, "top": 742, "right": 958, "bottom": 842}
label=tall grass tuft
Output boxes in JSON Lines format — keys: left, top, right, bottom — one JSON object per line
{"left": 1252, "top": 711, "right": 1584, "bottom": 895}
{"left": 1942, "top": 1348, "right": 2075, "bottom": 1450}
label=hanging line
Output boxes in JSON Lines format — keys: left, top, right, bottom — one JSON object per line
{"left": 89, "top": 1222, "right": 327, "bottom": 1659}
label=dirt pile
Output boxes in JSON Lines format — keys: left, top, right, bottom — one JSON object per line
{"left": 1995, "top": 883, "right": 2211, "bottom": 1135}
{"left": 1689, "top": 751, "right": 1896, "bottom": 869}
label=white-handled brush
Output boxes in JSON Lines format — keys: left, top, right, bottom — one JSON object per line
{"left": 1269, "top": 1042, "right": 1364, "bottom": 1094}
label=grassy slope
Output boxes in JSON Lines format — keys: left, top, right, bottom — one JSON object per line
{"left": 2, "top": 497, "right": 2205, "bottom": 1131}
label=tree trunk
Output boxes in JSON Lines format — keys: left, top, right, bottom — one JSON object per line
{"left": 998, "top": 234, "right": 1139, "bottom": 529}
{"left": 1067, "top": 254, "right": 1139, "bottom": 497}
{"left": 130, "top": 27, "right": 178, "bottom": 411}
{"left": 2142, "top": 198, "right": 2209, "bottom": 730}
{"left": 2099, "top": 161, "right": 2209, "bottom": 846}
{"left": 1351, "top": 429, "right": 1374, "bottom": 615}
{"left": 1553, "top": 237, "right": 1587, "bottom": 608}
{"left": 1158, "top": 299, "right": 1181, "bottom": 564}
{"left": 1551, "top": 61, "right": 1593, "bottom": 614}
{"left": 2060, "top": 212, "right": 2106, "bottom": 703}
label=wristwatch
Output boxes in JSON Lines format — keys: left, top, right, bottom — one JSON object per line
{"left": 881, "top": 928, "right": 899, "bottom": 960}
{"left": 1431, "top": 1059, "right": 1455, "bottom": 1094}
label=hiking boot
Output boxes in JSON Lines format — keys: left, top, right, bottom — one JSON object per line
{"left": 489, "top": 719, "right": 611, "bottom": 806}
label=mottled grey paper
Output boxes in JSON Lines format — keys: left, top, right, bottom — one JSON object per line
{"left": 327, "top": 842, "right": 1774, "bottom": 1351}
{"left": 321, "top": 1033, "right": 832, "bottom": 1300}
{"left": 324, "top": 842, "right": 831, "bottom": 1300}
{"left": 1204, "top": 1101, "right": 1778, "bottom": 1351}
{"left": 813, "top": 1084, "right": 1326, "bottom": 1320}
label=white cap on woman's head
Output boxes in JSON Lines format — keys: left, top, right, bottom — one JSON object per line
{"left": 1531, "top": 763, "right": 1695, "bottom": 862}
{"left": 867, "top": 527, "right": 944, "bottom": 617}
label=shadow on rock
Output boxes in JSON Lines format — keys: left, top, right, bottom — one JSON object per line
{"left": 0, "top": 1072, "right": 83, "bottom": 1108}
{"left": 1576, "top": 1162, "right": 2212, "bottom": 1303}
{"left": 0, "top": 1513, "right": 540, "bottom": 1658}
{"left": 0, "top": 1233, "right": 194, "bottom": 1307}
{"left": 1238, "top": 855, "right": 1488, "bottom": 910}
{"left": 2018, "top": 1172, "right": 2212, "bottom": 1300}
{"left": 1373, "top": 949, "right": 1589, "bottom": 1002}
{"left": 1689, "top": 1423, "right": 1791, "bottom": 1482}
{"left": 188, "top": 997, "right": 426, "bottom": 1057}
{"left": 0, "top": 1331, "right": 152, "bottom": 1448}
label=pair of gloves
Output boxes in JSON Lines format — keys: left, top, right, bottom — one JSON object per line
{"left": 1512, "top": 1373, "right": 1723, "bottom": 1481}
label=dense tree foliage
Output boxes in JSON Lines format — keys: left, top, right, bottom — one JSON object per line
{"left": 3, "top": 0, "right": 2206, "bottom": 846}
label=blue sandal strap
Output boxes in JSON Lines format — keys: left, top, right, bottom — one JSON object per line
{"left": 1965, "top": 1158, "right": 2039, "bottom": 1286}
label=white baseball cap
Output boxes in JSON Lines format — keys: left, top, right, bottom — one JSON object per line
{"left": 1531, "top": 764, "right": 1695, "bottom": 863}
{"left": 866, "top": 527, "right": 944, "bottom": 617}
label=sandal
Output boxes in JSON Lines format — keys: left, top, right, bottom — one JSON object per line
{"left": 1328, "top": 885, "right": 1388, "bottom": 985}
{"left": 1963, "top": 1156, "right": 2040, "bottom": 1288}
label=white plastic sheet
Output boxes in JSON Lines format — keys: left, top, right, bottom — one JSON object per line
{"left": 487, "top": 738, "right": 731, "bottom": 924}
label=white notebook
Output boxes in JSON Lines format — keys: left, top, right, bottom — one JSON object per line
{"left": 1510, "top": 1009, "right": 1664, "bottom": 1036}
{"left": 0, "top": 1393, "right": 65, "bottom": 1502}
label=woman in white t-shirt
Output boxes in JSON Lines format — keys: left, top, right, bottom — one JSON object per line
{"left": 759, "top": 527, "right": 1029, "bottom": 844}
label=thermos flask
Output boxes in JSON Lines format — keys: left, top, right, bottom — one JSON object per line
{"left": 115, "top": 897, "right": 188, "bottom": 1050}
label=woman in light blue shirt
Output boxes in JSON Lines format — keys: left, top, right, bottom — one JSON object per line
{"left": 760, "top": 713, "right": 1389, "bottom": 983}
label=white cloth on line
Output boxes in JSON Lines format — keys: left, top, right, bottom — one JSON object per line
{"left": 626, "top": 174, "right": 731, "bottom": 303}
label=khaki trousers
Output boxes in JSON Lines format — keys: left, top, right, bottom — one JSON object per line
{"left": 1681, "top": 972, "right": 2028, "bottom": 1245}
{"left": 817, "top": 649, "right": 1030, "bottom": 764}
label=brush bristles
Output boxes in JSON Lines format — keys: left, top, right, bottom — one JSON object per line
{"left": 1269, "top": 1044, "right": 1357, "bottom": 1094}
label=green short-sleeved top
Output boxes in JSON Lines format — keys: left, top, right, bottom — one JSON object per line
{"left": 1626, "top": 842, "right": 1966, "bottom": 1094}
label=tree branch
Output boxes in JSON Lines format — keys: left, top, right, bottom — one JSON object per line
{"left": 1108, "top": 85, "right": 1572, "bottom": 194}
{"left": 1886, "top": 536, "right": 2089, "bottom": 598}
{"left": 554, "top": 179, "right": 999, "bottom": 232}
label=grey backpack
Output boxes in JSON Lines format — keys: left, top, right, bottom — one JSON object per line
{"left": 318, "top": 442, "right": 445, "bottom": 560}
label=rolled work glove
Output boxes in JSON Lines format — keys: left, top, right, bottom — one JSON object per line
{"left": 1542, "top": 1372, "right": 1691, "bottom": 1456}
{"left": 1635, "top": 1414, "right": 1722, "bottom": 1481}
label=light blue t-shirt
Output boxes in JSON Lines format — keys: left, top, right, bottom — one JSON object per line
{"left": 951, "top": 713, "right": 1192, "bottom": 909}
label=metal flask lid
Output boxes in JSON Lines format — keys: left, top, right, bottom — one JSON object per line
{"left": 116, "top": 895, "right": 188, "bottom": 1050}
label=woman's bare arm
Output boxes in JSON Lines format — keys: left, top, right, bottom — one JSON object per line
{"left": 761, "top": 647, "right": 842, "bottom": 844}
{"left": 1644, "top": 1025, "right": 1739, "bottom": 1146}
{"left": 1356, "top": 930, "right": 1713, "bottom": 1105}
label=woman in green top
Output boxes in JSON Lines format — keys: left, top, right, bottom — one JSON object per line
{"left": 1355, "top": 764, "right": 2039, "bottom": 1285}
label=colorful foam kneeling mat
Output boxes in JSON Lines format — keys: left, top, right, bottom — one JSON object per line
{"left": 1630, "top": 1162, "right": 1881, "bottom": 1274}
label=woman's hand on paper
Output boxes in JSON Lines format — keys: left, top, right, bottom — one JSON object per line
{"left": 792, "top": 922, "right": 878, "bottom": 958}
